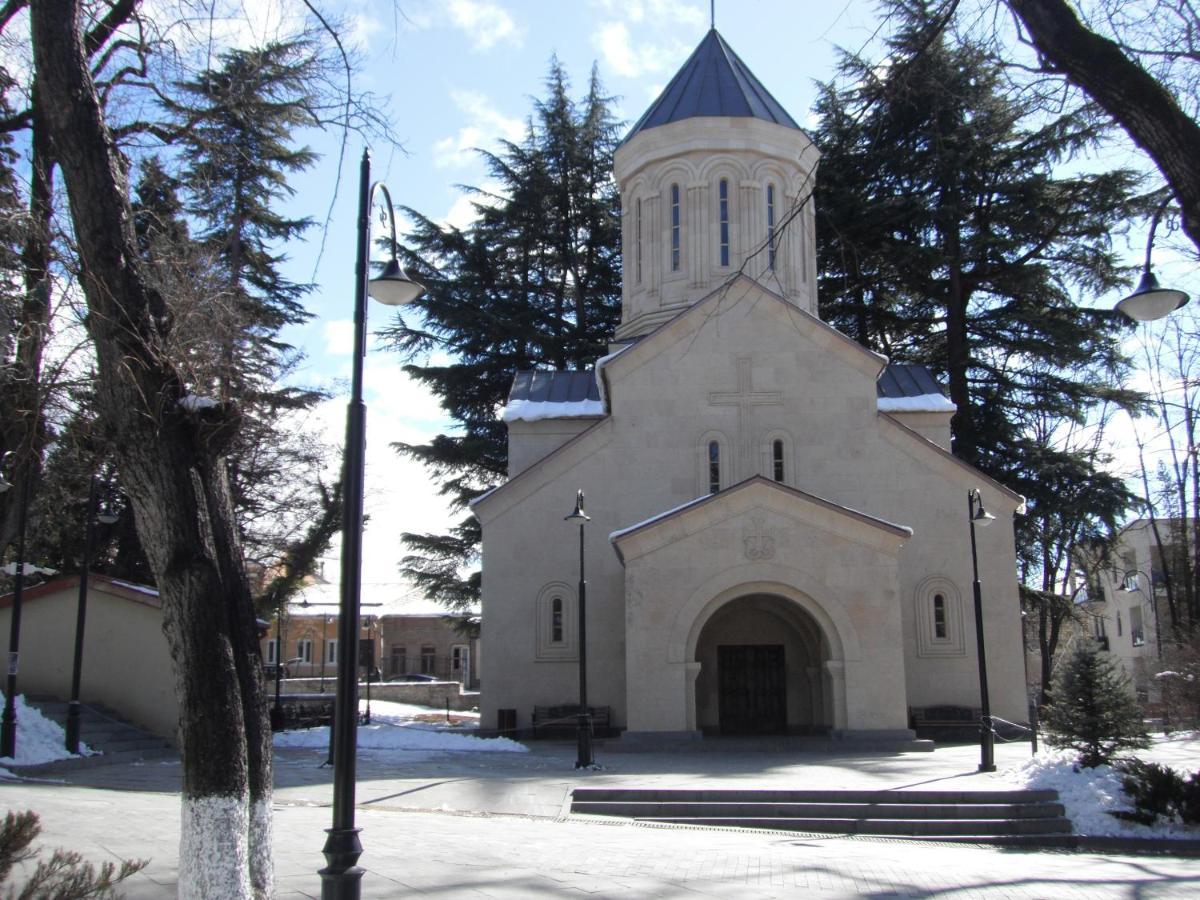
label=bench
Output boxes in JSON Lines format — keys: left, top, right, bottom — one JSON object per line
{"left": 909, "top": 705, "right": 982, "bottom": 742}
{"left": 270, "top": 694, "right": 335, "bottom": 732}
{"left": 532, "top": 704, "right": 611, "bottom": 738}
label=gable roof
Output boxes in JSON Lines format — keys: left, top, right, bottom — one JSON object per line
{"left": 502, "top": 369, "right": 604, "bottom": 422}
{"left": 610, "top": 475, "right": 912, "bottom": 565}
{"left": 624, "top": 29, "right": 801, "bottom": 143}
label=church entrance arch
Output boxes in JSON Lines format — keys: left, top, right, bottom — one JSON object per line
{"left": 693, "top": 593, "right": 831, "bottom": 735}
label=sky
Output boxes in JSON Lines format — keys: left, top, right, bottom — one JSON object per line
{"left": 214, "top": 0, "right": 1191, "bottom": 609}
{"left": 257, "top": 0, "right": 891, "bottom": 610}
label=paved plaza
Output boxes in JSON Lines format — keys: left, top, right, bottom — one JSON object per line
{"left": 4, "top": 740, "right": 1200, "bottom": 897}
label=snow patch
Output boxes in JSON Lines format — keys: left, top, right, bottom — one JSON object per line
{"left": 179, "top": 394, "right": 219, "bottom": 412}
{"left": 0, "top": 693, "right": 94, "bottom": 766}
{"left": 274, "top": 700, "right": 522, "bottom": 753}
{"left": 500, "top": 398, "right": 605, "bottom": 422}
{"left": 110, "top": 579, "right": 160, "bottom": 596}
{"left": 1007, "top": 747, "right": 1199, "bottom": 839}
{"left": 610, "top": 495, "right": 711, "bottom": 541}
{"left": 179, "top": 795, "right": 251, "bottom": 900}
{"left": 877, "top": 394, "right": 956, "bottom": 413}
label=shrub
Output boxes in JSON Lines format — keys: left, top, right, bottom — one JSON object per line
{"left": 1118, "top": 759, "right": 1200, "bottom": 825}
{"left": 0, "top": 809, "right": 147, "bottom": 898}
{"left": 1041, "top": 642, "right": 1151, "bottom": 767}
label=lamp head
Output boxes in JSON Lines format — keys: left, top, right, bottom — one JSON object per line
{"left": 1116, "top": 269, "right": 1189, "bottom": 322}
{"left": 369, "top": 257, "right": 426, "bottom": 307}
{"left": 96, "top": 510, "right": 119, "bottom": 526}
{"left": 970, "top": 490, "right": 996, "bottom": 526}
{"left": 565, "top": 489, "right": 590, "bottom": 524}
{"left": 0, "top": 451, "right": 12, "bottom": 494}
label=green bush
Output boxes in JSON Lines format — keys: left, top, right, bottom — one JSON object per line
{"left": 1041, "top": 642, "right": 1150, "bottom": 767}
{"left": 0, "top": 809, "right": 147, "bottom": 898}
{"left": 1118, "top": 759, "right": 1200, "bottom": 825}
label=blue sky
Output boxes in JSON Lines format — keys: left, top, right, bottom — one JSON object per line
{"left": 214, "top": 0, "right": 1183, "bottom": 604}
{"left": 251, "top": 0, "right": 886, "bottom": 603}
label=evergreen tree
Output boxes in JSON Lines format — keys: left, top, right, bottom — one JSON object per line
{"left": 382, "top": 61, "right": 622, "bottom": 611}
{"left": 814, "top": 1, "right": 1143, "bottom": 565}
{"left": 1042, "top": 642, "right": 1151, "bottom": 767}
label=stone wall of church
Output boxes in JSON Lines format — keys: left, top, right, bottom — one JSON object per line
{"left": 613, "top": 117, "right": 821, "bottom": 340}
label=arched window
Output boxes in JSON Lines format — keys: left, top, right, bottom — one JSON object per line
{"left": 933, "top": 593, "right": 947, "bottom": 639}
{"left": 670, "top": 183, "right": 681, "bottom": 272}
{"left": 718, "top": 179, "right": 730, "bottom": 267}
{"left": 766, "top": 183, "right": 777, "bottom": 270}
{"left": 772, "top": 439, "right": 784, "bottom": 482}
{"left": 915, "top": 577, "right": 966, "bottom": 657}
{"left": 635, "top": 198, "right": 643, "bottom": 284}
{"left": 708, "top": 440, "right": 720, "bottom": 493}
{"left": 551, "top": 597, "right": 564, "bottom": 644}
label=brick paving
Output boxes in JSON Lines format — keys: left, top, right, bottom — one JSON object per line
{"left": 3, "top": 739, "right": 1200, "bottom": 897}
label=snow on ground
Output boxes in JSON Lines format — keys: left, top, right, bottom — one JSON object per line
{"left": 1005, "top": 731, "right": 1200, "bottom": 838}
{"left": 273, "top": 699, "right": 524, "bottom": 754}
{"left": 0, "top": 693, "right": 93, "bottom": 767}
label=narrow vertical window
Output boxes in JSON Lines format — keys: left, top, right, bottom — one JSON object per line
{"left": 933, "top": 594, "right": 947, "bottom": 639}
{"left": 325, "top": 639, "right": 337, "bottom": 664}
{"left": 635, "top": 198, "right": 643, "bottom": 284}
{"left": 551, "top": 597, "right": 564, "bottom": 644}
{"left": 708, "top": 440, "right": 720, "bottom": 493}
{"left": 267, "top": 639, "right": 277, "bottom": 664}
{"left": 297, "top": 639, "right": 312, "bottom": 663}
{"left": 671, "top": 183, "right": 681, "bottom": 272}
{"left": 766, "top": 183, "right": 776, "bottom": 270}
{"left": 772, "top": 439, "right": 784, "bottom": 482}
{"left": 719, "top": 179, "right": 729, "bottom": 267}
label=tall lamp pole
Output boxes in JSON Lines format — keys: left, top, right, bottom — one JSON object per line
{"left": 1, "top": 451, "right": 32, "bottom": 759}
{"left": 319, "top": 148, "right": 425, "bottom": 900}
{"left": 968, "top": 488, "right": 996, "bottom": 773}
{"left": 65, "top": 473, "right": 118, "bottom": 754}
{"left": 565, "top": 490, "right": 593, "bottom": 769}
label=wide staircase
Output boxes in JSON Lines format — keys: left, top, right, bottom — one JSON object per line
{"left": 570, "top": 787, "right": 1073, "bottom": 845}
{"left": 21, "top": 698, "right": 175, "bottom": 773}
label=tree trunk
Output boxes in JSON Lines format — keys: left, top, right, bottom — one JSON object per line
{"left": 1006, "top": 0, "right": 1200, "bottom": 257}
{"left": 30, "top": 6, "right": 273, "bottom": 897}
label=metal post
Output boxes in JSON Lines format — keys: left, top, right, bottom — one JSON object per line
{"left": 575, "top": 501, "right": 593, "bottom": 769}
{"left": 272, "top": 607, "right": 286, "bottom": 730}
{"left": 968, "top": 489, "right": 995, "bottom": 773}
{"left": 66, "top": 475, "right": 100, "bottom": 755}
{"left": 320, "top": 612, "right": 328, "bottom": 693}
{"left": 1, "top": 475, "right": 32, "bottom": 758}
{"left": 319, "top": 147, "right": 372, "bottom": 899}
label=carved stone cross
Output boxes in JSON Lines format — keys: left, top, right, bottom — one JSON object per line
{"left": 708, "top": 357, "right": 782, "bottom": 481}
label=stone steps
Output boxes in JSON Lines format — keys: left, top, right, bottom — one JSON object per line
{"left": 570, "top": 787, "right": 1073, "bottom": 845}
{"left": 16, "top": 698, "right": 176, "bottom": 773}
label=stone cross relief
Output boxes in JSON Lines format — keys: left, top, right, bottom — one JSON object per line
{"left": 707, "top": 356, "right": 783, "bottom": 481}
{"left": 743, "top": 514, "right": 776, "bottom": 561}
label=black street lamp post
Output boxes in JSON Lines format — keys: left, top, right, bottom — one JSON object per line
{"left": 967, "top": 488, "right": 996, "bottom": 773}
{"left": 65, "top": 473, "right": 118, "bottom": 754}
{"left": 319, "top": 148, "right": 425, "bottom": 900}
{"left": 1, "top": 451, "right": 31, "bottom": 759}
{"left": 565, "top": 490, "right": 593, "bottom": 769}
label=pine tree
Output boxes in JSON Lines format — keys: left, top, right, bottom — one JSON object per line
{"left": 382, "top": 61, "right": 621, "bottom": 611}
{"left": 814, "top": 1, "right": 1143, "bottom": 567}
{"left": 1042, "top": 642, "right": 1151, "bottom": 767}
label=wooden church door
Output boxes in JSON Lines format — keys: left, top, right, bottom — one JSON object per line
{"left": 717, "top": 644, "right": 787, "bottom": 734}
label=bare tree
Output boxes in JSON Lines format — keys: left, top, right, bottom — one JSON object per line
{"left": 30, "top": 3, "right": 273, "bottom": 896}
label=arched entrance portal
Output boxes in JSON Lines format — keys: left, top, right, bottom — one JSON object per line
{"left": 693, "top": 593, "right": 830, "bottom": 735}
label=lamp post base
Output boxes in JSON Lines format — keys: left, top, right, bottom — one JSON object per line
{"left": 575, "top": 713, "right": 593, "bottom": 769}
{"left": 319, "top": 826, "right": 364, "bottom": 900}
{"left": 1, "top": 702, "right": 15, "bottom": 759}
{"left": 978, "top": 715, "right": 995, "bottom": 772}
{"left": 65, "top": 700, "right": 81, "bottom": 755}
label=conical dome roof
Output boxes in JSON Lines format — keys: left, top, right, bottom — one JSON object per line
{"left": 623, "top": 29, "right": 800, "bottom": 142}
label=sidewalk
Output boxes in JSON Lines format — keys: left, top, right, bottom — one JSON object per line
{"left": 4, "top": 740, "right": 1200, "bottom": 897}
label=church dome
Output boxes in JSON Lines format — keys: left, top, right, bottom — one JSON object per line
{"left": 624, "top": 29, "right": 802, "bottom": 142}
{"left": 613, "top": 29, "right": 819, "bottom": 341}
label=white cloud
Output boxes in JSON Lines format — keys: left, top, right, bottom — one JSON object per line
{"left": 593, "top": 21, "right": 691, "bottom": 79}
{"left": 447, "top": 0, "right": 523, "bottom": 51}
{"left": 324, "top": 319, "right": 354, "bottom": 356}
{"left": 590, "top": 0, "right": 706, "bottom": 28}
{"left": 441, "top": 179, "right": 505, "bottom": 230}
{"left": 432, "top": 90, "right": 526, "bottom": 170}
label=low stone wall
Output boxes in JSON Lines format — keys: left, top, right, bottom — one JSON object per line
{"left": 280, "top": 678, "right": 479, "bottom": 712}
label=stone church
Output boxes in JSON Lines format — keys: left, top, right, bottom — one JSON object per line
{"left": 472, "top": 29, "right": 1027, "bottom": 742}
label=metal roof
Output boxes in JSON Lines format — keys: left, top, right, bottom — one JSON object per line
{"left": 623, "top": 29, "right": 801, "bottom": 143}
{"left": 506, "top": 364, "right": 942, "bottom": 406}
{"left": 876, "top": 364, "right": 947, "bottom": 399}
{"left": 507, "top": 369, "right": 600, "bottom": 404}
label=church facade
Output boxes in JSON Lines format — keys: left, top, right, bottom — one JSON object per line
{"left": 472, "top": 30, "right": 1028, "bottom": 741}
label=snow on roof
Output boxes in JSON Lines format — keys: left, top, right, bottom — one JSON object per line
{"left": 876, "top": 394, "right": 956, "bottom": 413}
{"left": 609, "top": 495, "right": 711, "bottom": 541}
{"left": 501, "top": 398, "right": 605, "bottom": 422}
